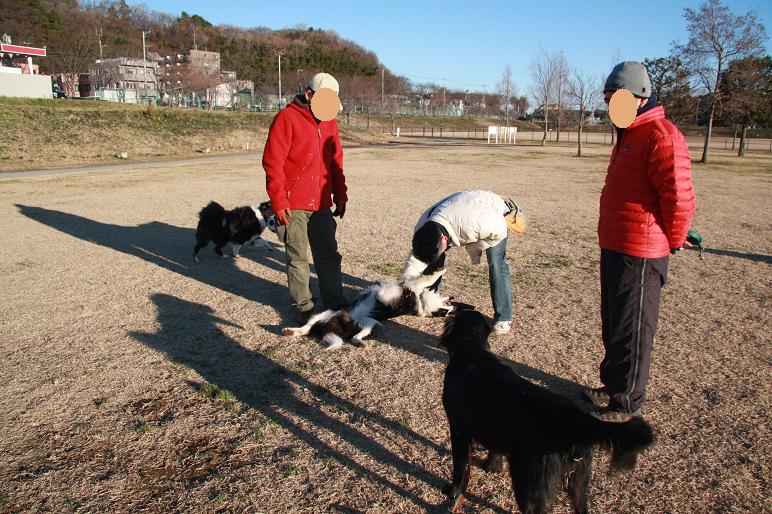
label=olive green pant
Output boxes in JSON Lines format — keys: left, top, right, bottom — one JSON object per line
{"left": 276, "top": 209, "right": 345, "bottom": 313}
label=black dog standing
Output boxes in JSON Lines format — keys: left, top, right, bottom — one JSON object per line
{"left": 193, "top": 201, "right": 274, "bottom": 262}
{"left": 439, "top": 310, "right": 654, "bottom": 514}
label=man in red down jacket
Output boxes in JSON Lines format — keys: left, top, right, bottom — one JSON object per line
{"left": 262, "top": 73, "right": 348, "bottom": 323}
{"left": 585, "top": 61, "right": 696, "bottom": 422}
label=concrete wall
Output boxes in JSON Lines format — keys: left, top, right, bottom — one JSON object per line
{"left": 0, "top": 73, "right": 52, "bottom": 99}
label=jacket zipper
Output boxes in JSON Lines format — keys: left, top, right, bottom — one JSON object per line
{"left": 314, "top": 127, "right": 322, "bottom": 209}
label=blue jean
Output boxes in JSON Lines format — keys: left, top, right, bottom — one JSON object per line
{"left": 426, "top": 237, "right": 512, "bottom": 323}
{"left": 487, "top": 237, "right": 512, "bottom": 323}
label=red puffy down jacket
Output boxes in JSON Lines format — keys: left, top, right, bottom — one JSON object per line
{"left": 598, "top": 105, "right": 695, "bottom": 258}
{"left": 262, "top": 100, "right": 347, "bottom": 212}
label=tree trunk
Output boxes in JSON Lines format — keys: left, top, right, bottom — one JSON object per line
{"left": 541, "top": 94, "right": 548, "bottom": 146}
{"left": 610, "top": 123, "right": 615, "bottom": 145}
{"left": 577, "top": 125, "right": 583, "bottom": 157}
{"left": 556, "top": 88, "right": 562, "bottom": 142}
{"left": 738, "top": 124, "right": 747, "bottom": 157}
{"left": 700, "top": 101, "right": 715, "bottom": 163}
{"left": 731, "top": 126, "right": 737, "bottom": 150}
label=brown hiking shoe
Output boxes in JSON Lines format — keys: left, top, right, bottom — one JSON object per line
{"left": 583, "top": 387, "right": 611, "bottom": 408}
{"left": 591, "top": 406, "right": 642, "bottom": 423}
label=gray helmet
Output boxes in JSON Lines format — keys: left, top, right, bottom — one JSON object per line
{"left": 604, "top": 61, "right": 652, "bottom": 98}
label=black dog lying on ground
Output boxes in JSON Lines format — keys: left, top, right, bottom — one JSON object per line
{"left": 193, "top": 201, "right": 274, "bottom": 262}
{"left": 439, "top": 310, "right": 654, "bottom": 514}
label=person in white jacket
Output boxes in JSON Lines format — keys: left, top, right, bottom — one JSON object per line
{"left": 403, "top": 190, "right": 525, "bottom": 335}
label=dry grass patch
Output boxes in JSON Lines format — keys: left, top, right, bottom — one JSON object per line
{"left": 0, "top": 144, "right": 769, "bottom": 513}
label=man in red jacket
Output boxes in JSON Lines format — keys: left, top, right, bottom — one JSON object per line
{"left": 585, "top": 61, "right": 696, "bottom": 422}
{"left": 262, "top": 72, "right": 348, "bottom": 323}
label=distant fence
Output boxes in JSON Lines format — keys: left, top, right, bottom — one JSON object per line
{"left": 370, "top": 126, "right": 772, "bottom": 152}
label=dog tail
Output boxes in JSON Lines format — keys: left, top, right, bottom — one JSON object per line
{"left": 606, "top": 417, "right": 654, "bottom": 472}
{"left": 199, "top": 201, "right": 225, "bottom": 221}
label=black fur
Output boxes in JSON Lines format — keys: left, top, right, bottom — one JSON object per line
{"left": 193, "top": 201, "right": 273, "bottom": 260}
{"left": 440, "top": 310, "right": 654, "bottom": 514}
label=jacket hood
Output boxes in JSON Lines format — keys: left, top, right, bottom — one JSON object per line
{"left": 289, "top": 94, "right": 318, "bottom": 124}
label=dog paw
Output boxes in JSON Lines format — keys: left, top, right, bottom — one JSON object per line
{"left": 440, "top": 484, "right": 464, "bottom": 512}
{"left": 282, "top": 328, "right": 298, "bottom": 336}
{"left": 323, "top": 333, "right": 344, "bottom": 350}
{"left": 325, "top": 340, "right": 343, "bottom": 351}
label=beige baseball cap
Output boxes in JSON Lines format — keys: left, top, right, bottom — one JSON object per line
{"left": 308, "top": 72, "right": 339, "bottom": 94}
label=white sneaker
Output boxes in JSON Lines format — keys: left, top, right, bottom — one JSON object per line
{"left": 492, "top": 321, "right": 512, "bottom": 335}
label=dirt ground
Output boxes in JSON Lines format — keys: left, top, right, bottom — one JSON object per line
{"left": 0, "top": 141, "right": 770, "bottom": 513}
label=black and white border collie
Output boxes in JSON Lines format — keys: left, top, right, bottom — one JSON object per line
{"left": 193, "top": 201, "right": 275, "bottom": 262}
{"left": 282, "top": 268, "right": 461, "bottom": 350}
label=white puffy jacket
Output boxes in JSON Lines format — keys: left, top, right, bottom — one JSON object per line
{"left": 403, "top": 190, "right": 510, "bottom": 278}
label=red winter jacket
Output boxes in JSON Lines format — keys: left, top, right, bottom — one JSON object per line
{"left": 262, "top": 98, "right": 347, "bottom": 212}
{"left": 599, "top": 105, "right": 695, "bottom": 258}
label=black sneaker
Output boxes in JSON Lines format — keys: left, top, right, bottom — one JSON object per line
{"left": 583, "top": 387, "right": 611, "bottom": 408}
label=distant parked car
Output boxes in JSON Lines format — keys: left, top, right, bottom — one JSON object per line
{"left": 52, "top": 85, "right": 68, "bottom": 99}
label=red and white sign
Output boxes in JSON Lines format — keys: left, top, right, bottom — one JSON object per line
{"left": 0, "top": 43, "right": 46, "bottom": 57}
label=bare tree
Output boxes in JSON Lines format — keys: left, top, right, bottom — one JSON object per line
{"left": 498, "top": 65, "right": 515, "bottom": 128}
{"left": 675, "top": 0, "right": 767, "bottom": 162}
{"left": 530, "top": 45, "right": 559, "bottom": 145}
{"left": 553, "top": 51, "right": 569, "bottom": 142}
{"left": 721, "top": 56, "right": 772, "bottom": 157}
{"left": 567, "top": 70, "right": 602, "bottom": 157}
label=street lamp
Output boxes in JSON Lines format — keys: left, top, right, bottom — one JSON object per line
{"left": 277, "top": 53, "right": 283, "bottom": 108}
{"left": 142, "top": 30, "right": 150, "bottom": 105}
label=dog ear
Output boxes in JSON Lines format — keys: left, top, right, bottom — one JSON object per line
{"left": 450, "top": 301, "right": 476, "bottom": 312}
{"left": 439, "top": 310, "right": 491, "bottom": 353}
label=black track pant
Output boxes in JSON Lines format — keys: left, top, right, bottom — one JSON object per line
{"left": 600, "top": 248, "right": 669, "bottom": 413}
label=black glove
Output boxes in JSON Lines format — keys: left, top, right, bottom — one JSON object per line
{"left": 670, "top": 247, "right": 682, "bottom": 255}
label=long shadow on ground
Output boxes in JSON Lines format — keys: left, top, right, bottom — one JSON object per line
{"left": 18, "top": 205, "right": 597, "bottom": 508}
{"left": 130, "top": 293, "right": 511, "bottom": 512}
{"left": 687, "top": 245, "right": 772, "bottom": 264}
{"left": 17, "top": 204, "right": 587, "bottom": 393}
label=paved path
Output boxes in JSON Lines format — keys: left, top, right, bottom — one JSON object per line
{"left": 0, "top": 153, "right": 258, "bottom": 180}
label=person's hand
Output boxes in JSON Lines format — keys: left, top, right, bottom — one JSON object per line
{"left": 275, "top": 208, "right": 292, "bottom": 226}
{"left": 670, "top": 247, "right": 682, "bottom": 255}
{"left": 332, "top": 202, "right": 346, "bottom": 219}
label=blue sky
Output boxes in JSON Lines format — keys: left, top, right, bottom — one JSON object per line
{"left": 130, "top": 0, "right": 771, "bottom": 95}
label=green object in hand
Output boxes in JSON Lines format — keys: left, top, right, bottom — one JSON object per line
{"left": 686, "top": 229, "right": 703, "bottom": 248}
{"left": 686, "top": 229, "right": 705, "bottom": 260}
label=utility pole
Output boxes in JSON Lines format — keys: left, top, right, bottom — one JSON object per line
{"left": 142, "top": 30, "right": 149, "bottom": 105}
{"left": 96, "top": 27, "right": 103, "bottom": 59}
{"left": 443, "top": 78, "right": 447, "bottom": 116}
{"left": 277, "top": 53, "right": 283, "bottom": 108}
{"left": 381, "top": 67, "right": 384, "bottom": 114}
{"left": 193, "top": 25, "right": 197, "bottom": 50}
